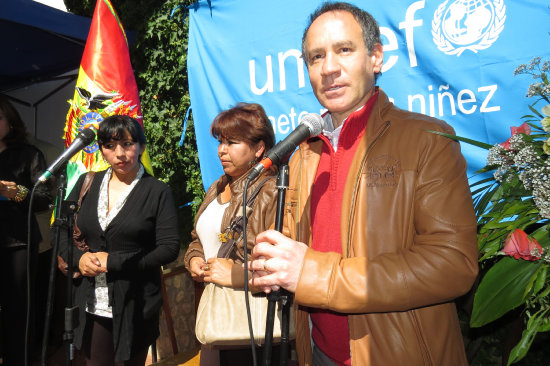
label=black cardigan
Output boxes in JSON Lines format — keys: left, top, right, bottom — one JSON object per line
{"left": 60, "top": 169, "right": 180, "bottom": 361}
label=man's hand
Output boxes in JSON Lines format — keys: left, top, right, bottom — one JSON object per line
{"left": 248, "top": 230, "right": 308, "bottom": 293}
{"left": 78, "top": 252, "right": 108, "bottom": 277}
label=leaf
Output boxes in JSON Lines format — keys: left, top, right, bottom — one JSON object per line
{"left": 528, "top": 104, "right": 544, "bottom": 119}
{"left": 470, "top": 257, "right": 542, "bottom": 327}
{"left": 476, "top": 165, "right": 498, "bottom": 174}
{"left": 538, "top": 315, "right": 550, "bottom": 332}
{"left": 483, "top": 221, "right": 518, "bottom": 230}
{"left": 426, "top": 130, "right": 494, "bottom": 149}
{"left": 470, "top": 176, "right": 496, "bottom": 190}
{"left": 501, "top": 200, "right": 535, "bottom": 217}
{"left": 531, "top": 266, "right": 547, "bottom": 296}
{"left": 479, "top": 241, "right": 504, "bottom": 260}
{"left": 475, "top": 190, "right": 500, "bottom": 217}
{"left": 478, "top": 228, "right": 509, "bottom": 258}
{"left": 507, "top": 308, "right": 549, "bottom": 365}
{"left": 531, "top": 224, "right": 550, "bottom": 247}
{"left": 526, "top": 121, "right": 545, "bottom": 132}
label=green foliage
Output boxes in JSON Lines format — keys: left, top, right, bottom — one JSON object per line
{"left": 133, "top": 0, "right": 204, "bottom": 248}
{"left": 64, "top": 0, "right": 166, "bottom": 27}
{"left": 434, "top": 58, "right": 550, "bottom": 364}
{"left": 470, "top": 257, "right": 542, "bottom": 327}
{"left": 508, "top": 307, "right": 550, "bottom": 365}
{"left": 463, "top": 308, "right": 550, "bottom": 366}
{"left": 426, "top": 130, "right": 493, "bottom": 150}
{"left": 63, "top": 0, "right": 95, "bottom": 15}
{"left": 475, "top": 178, "right": 540, "bottom": 261}
{"left": 444, "top": 57, "right": 550, "bottom": 365}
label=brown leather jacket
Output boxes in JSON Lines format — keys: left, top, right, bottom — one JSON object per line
{"left": 284, "top": 89, "right": 478, "bottom": 366}
{"left": 184, "top": 169, "right": 277, "bottom": 269}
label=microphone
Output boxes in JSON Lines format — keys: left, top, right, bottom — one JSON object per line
{"left": 247, "top": 113, "right": 324, "bottom": 182}
{"left": 38, "top": 128, "right": 97, "bottom": 183}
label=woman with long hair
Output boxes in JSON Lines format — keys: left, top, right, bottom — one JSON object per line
{"left": 0, "top": 94, "right": 53, "bottom": 365}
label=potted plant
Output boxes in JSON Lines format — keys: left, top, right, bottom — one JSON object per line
{"left": 434, "top": 57, "right": 550, "bottom": 365}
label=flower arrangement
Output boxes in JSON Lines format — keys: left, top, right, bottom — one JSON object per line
{"left": 434, "top": 57, "right": 550, "bottom": 365}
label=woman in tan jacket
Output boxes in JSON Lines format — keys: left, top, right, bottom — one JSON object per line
{"left": 184, "top": 103, "right": 278, "bottom": 365}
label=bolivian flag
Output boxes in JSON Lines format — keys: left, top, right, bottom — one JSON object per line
{"left": 64, "top": 0, "right": 152, "bottom": 194}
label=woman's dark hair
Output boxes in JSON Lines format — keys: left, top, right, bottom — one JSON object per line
{"left": 0, "top": 93, "right": 28, "bottom": 145}
{"left": 211, "top": 103, "right": 276, "bottom": 155}
{"left": 97, "top": 115, "right": 146, "bottom": 147}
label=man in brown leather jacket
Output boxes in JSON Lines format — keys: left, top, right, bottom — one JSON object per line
{"left": 248, "top": 2, "right": 479, "bottom": 366}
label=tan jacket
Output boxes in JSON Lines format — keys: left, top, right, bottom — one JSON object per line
{"left": 184, "top": 169, "right": 277, "bottom": 268}
{"left": 284, "top": 89, "right": 478, "bottom": 366}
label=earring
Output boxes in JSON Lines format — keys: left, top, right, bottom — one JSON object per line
{"left": 248, "top": 158, "right": 258, "bottom": 169}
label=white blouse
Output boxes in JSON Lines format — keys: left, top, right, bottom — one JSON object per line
{"left": 196, "top": 196, "right": 230, "bottom": 261}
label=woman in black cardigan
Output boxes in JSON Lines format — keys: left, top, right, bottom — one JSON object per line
{"left": 60, "top": 115, "right": 180, "bottom": 365}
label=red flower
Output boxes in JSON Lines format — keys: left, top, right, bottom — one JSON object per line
{"left": 501, "top": 123, "right": 531, "bottom": 150}
{"left": 502, "top": 229, "right": 543, "bottom": 261}
{"left": 510, "top": 123, "right": 532, "bottom": 136}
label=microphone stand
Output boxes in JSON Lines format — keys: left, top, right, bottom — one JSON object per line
{"left": 262, "top": 163, "right": 292, "bottom": 366}
{"left": 40, "top": 174, "right": 64, "bottom": 365}
{"left": 42, "top": 174, "right": 79, "bottom": 366}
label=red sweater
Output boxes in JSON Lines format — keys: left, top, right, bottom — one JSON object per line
{"left": 310, "top": 93, "right": 377, "bottom": 365}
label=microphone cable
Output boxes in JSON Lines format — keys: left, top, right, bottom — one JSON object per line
{"left": 24, "top": 183, "right": 40, "bottom": 366}
{"left": 242, "top": 178, "right": 258, "bottom": 366}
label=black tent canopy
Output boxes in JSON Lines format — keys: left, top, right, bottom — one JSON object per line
{"left": 0, "top": 0, "right": 92, "bottom": 92}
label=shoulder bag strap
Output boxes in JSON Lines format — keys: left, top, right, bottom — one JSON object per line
{"left": 218, "top": 176, "right": 273, "bottom": 258}
{"left": 73, "top": 171, "right": 96, "bottom": 252}
{"left": 78, "top": 171, "right": 96, "bottom": 208}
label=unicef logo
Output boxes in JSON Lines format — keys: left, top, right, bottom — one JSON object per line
{"left": 432, "top": 0, "right": 506, "bottom": 56}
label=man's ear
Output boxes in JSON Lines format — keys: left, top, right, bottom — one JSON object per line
{"left": 371, "top": 43, "right": 384, "bottom": 74}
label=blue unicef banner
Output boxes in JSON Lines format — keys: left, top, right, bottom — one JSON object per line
{"left": 187, "top": 0, "right": 550, "bottom": 190}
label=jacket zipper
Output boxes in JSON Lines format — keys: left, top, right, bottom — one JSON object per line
{"left": 344, "top": 121, "right": 390, "bottom": 365}
{"left": 345, "top": 121, "right": 390, "bottom": 257}
{"left": 295, "top": 147, "right": 304, "bottom": 243}
{"left": 294, "top": 147, "right": 311, "bottom": 364}
{"left": 410, "top": 310, "right": 432, "bottom": 365}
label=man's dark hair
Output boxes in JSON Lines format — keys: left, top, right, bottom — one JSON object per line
{"left": 301, "top": 2, "right": 381, "bottom": 62}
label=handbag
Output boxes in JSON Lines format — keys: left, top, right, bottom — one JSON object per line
{"left": 72, "top": 171, "right": 95, "bottom": 251}
{"left": 195, "top": 175, "right": 295, "bottom": 346}
{"left": 195, "top": 283, "right": 295, "bottom": 346}
{"left": 57, "top": 171, "right": 95, "bottom": 276}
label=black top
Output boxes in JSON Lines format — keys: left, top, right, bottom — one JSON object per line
{"left": 0, "top": 143, "right": 52, "bottom": 247}
{"left": 60, "top": 169, "right": 180, "bottom": 361}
